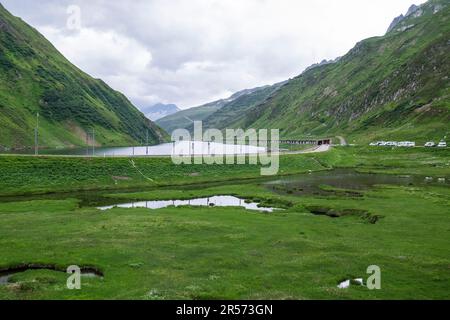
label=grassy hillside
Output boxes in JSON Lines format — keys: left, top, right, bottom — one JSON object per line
{"left": 0, "top": 4, "right": 167, "bottom": 149}
{"left": 156, "top": 85, "right": 284, "bottom": 134}
{"left": 231, "top": 0, "right": 450, "bottom": 144}
{"left": 156, "top": 101, "right": 223, "bottom": 135}
{"left": 198, "top": 82, "right": 285, "bottom": 131}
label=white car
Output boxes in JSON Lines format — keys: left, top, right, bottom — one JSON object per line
{"left": 398, "top": 141, "right": 415, "bottom": 148}
{"left": 377, "top": 141, "right": 387, "bottom": 146}
{"left": 369, "top": 142, "right": 378, "bottom": 146}
{"left": 424, "top": 142, "right": 436, "bottom": 147}
{"left": 437, "top": 141, "right": 447, "bottom": 148}
{"left": 386, "top": 141, "right": 398, "bottom": 147}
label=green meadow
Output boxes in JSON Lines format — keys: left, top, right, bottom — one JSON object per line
{"left": 0, "top": 147, "right": 449, "bottom": 299}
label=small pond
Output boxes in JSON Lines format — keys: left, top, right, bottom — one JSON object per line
{"left": 0, "top": 265, "right": 103, "bottom": 285}
{"left": 97, "top": 196, "right": 278, "bottom": 212}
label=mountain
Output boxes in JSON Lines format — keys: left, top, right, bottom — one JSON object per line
{"left": 155, "top": 100, "right": 225, "bottom": 134}
{"left": 198, "top": 82, "right": 287, "bottom": 131}
{"left": 141, "top": 103, "right": 180, "bottom": 121}
{"left": 156, "top": 86, "right": 276, "bottom": 134}
{"left": 228, "top": 0, "right": 450, "bottom": 143}
{"left": 0, "top": 4, "right": 167, "bottom": 149}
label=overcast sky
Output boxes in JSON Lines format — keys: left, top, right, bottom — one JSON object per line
{"left": 2, "top": 0, "right": 426, "bottom": 110}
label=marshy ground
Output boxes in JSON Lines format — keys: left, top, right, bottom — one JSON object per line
{"left": 0, "top": 147, "right": 449, "bottom": 299}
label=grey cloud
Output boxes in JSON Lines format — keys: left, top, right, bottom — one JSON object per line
{"left": 1, "top": 0, "right": 424, "bottom": 109}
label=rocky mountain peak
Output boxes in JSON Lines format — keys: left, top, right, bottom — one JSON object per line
{"left": 406, "top": 4, "right": 420, "bottom": 16}
{"left": 386, "top": 14, "right": 405, "bottom": 34}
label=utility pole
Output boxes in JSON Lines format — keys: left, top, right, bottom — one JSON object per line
{"left": 34, "top": 113, "right": 39, "bottom": 156}
{"left": 146, "top": 129, "right": 149, "bottom": 156}
{"left": 86, "top": 132, "right": 89, "bottom": 157}
{"left": 92, "top": 127, "right": 95, "bottom": 157}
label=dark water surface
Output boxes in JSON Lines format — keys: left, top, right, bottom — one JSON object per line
{"left": 265, "top": 169, "right": 448, "bottom": 197}
{"left": 0, "top": 169, "right": 447, "bottom": 208}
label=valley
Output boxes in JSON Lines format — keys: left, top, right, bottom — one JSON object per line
{"left": 0, "top": 147, "right": 449, "bottom": 299}
{"left": 0, "top": 0, "right": 449, "bottom": 302}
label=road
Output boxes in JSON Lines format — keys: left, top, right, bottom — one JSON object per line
{"left": 281, "top": 144, "right": 331, "bottom": 155}
{"left": 336, "top": 136, "right": 347, "bottom": 146}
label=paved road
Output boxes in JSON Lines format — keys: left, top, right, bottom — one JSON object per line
{"left": 336, "top": 136, "right": 347, "bottom": 146}
{"left": 281, "top": 144, "right": 331, "bottom": 155}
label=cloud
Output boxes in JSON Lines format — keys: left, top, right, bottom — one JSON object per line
{"left": 1, "top": 0, "right": 427, "bottom": 109}
{"left": 41, "top": 27, "right": 153, "bottom": 75}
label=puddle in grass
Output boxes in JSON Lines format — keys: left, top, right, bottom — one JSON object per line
{"left": 97, "top": 196, "right": 279, "bottom": 213}
{"left": 338, "top": 278, "right": 364, "bottom": 289}
{"left": 0, "top": 265, "right": 103, "bottom": 285}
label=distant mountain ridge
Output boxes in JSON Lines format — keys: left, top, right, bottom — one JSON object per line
{"left": 386, "top": 4, "right": 426, "bottom": 33}
{"left": 156, "top": 85, "right": 283, "bottom": 134}
{"left": 141, "top": 103, "right": 180, "bottom": 121}
{"left": 0, "top": 3, "right": 167, "bottom": 149}
{"left": 198, "top": 81, "right": 287, "bottom": 131}
{"left": 155, "top": 99, "right": 226, "bottom": 134}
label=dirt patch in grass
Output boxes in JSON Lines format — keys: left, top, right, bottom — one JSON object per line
{"left": 306, "top": 206, "right": 383, "bottom": 224}
{"left": 112, "top": 176, "right": 132, "bottom": 181}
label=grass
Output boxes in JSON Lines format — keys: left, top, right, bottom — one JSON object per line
{"left": 0, "top": 147, "right": 448, "bottom": 197}
{"left": 0, "top": 152, "right": 329, "bottom": 196}
{"left": 0, "top": 182, "right": 448, "bottom": 299}
{"left": 0, "top": 147, "right": 449, "bottom": 299}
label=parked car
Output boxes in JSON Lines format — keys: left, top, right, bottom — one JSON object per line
{"left": 369, "top": 142, "right": 378, "bottom": 146}
{"left": 424, "top": 142, "right": 436, "bottom": 147}
{"left": 386, "top": 141, "right": 398, "bottom": 147}
{"left": 437, "top": 141, "right": 447, "bottom": 148}
{"left": 377, "top": 141, "right": 387, "bottom": 146}
{"left": 398, "top": 141, "right": 415, "bottom": 148}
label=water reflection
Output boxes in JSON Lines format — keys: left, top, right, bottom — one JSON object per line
{"left": 1, "top": 141, "right": 266, "bottom": 156}
{"left": 97, "top": 196, "right": 277, "bottom": 212}
{"left": 266, "top": 169, "right": 450, "bottom": 197}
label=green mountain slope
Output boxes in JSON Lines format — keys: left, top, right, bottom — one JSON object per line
{"left": 231, "top": 0, "right": 450, "bottom": 143}
{"left": 156, "top": 100, "right": 224, "bottom": 134}
{"left": 199, "top": 82, "right": 286, "bottom": 131}
{"left": 157, "top": 84, "right": 286, "bottom": 134}
{"left": 0, "top": 4, "right": 167, "bottom": 150}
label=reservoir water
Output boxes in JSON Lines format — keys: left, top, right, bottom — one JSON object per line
{"left": 0, "top": 141, "right": 266, "bottom": 156}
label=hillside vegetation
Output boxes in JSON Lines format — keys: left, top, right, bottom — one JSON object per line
{"left": 156, "top": 100, "right": 223, "bottom": 135}
{"left": 197, "top": 82, "right": 285, "bottom": 131}
{"left": 0, "top": 4, "right": 167, "bottom": 149}
{"left": 227, "top": 0, "right": 450, "bottom": 143}
{"left": 157, "top": 84, "right": 284, "bottom": 134}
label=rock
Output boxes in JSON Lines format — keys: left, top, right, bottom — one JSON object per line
{"left": 433, "top": 4, "right": 444, "bottom": 14}
{"left": 397, "top": 24, "right": 415, "bottom": 33}
{"left": 387, "top": 14, "right": 405, "bottom": 33}
{"left": 406, "top": 5, "right": 419, "bottom": 17}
